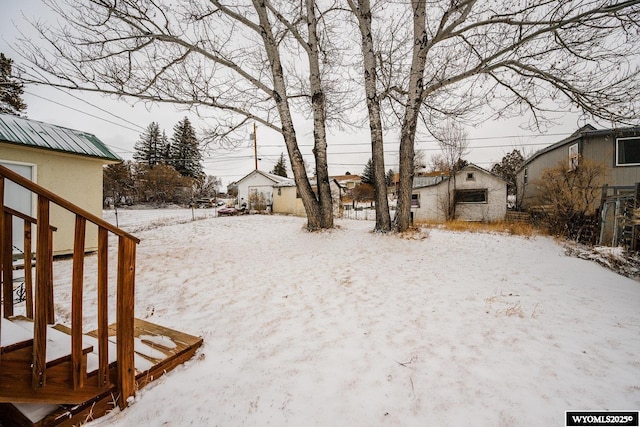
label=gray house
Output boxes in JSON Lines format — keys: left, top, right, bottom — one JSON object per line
{"left": 412, "top": 164, "right": 507, "bottom": 222}
{"left": 516, "top": 124, "right": 640, "bottom": 210}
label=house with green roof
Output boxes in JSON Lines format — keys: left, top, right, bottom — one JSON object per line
{"left": 0, "top": 112, "right": 121, "bottom": 255}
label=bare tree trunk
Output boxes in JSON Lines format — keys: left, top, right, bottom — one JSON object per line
{"left": 305, "top": 0, "right": 334, "bottom": 229}
{"left": 348, "top": 0, "right": 392, "bottom": 233}
{"left": 395, "top": 0, "right": 428, "bottom": 232}
{"left": 252, "top": 0, "right": 323, "bottom": 229}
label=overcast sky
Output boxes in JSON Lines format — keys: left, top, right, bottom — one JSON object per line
{"left": 0, "top": 1, "right": 597, "bottom": 186}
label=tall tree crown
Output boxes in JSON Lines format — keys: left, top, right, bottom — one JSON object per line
{"left": 0, "top": 53, "right": 27, "bottom": 116}
{"left": 170, "top": 117, "right": 203, "bottom": 179}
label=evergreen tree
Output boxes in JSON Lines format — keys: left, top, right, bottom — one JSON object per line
{"left": 385, "top": 169, "right": 395, "bottom": 187}
{"left": 160, "top": 130, "right": 171, "bottom": 164}
{"left": 0, "top": 53, "right": 27, "bottom": 116}
{"left": 271, "top": 152, "right": 288, "bottom": 177}
{"left": 133, "top": 122, "right": 164, "bottom": 167}
{"left": 361, "top": 158, "right": 374, "bottom": 185}
{"left": 169, "top": 117, "right": 203, "bottom": 178}
{"left": 491, "top": 149, "right": 525, "bottom": 195}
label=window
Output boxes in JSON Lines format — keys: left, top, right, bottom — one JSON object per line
{"left": 411, "top": 193, "right": 420, "bottom": 208}
{"left": 466, "top": 172, "right": 475, "bottom": 181}
{"left": 569, "top": 143, "right": 579, "bottom": 170}
{"left": 455, "top": 189, "right": 487, "bottom": 204}
{"left": 617, "top": 137, "right": 640, "bottom": 166}
{"left": 523, "top": 167, "right": 528, "bottom": 184}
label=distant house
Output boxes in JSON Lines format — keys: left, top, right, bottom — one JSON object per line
{"left": 331, "top": 174, "right": 361, "bottom": 190}
{"left": 0, "top": 113, "right": 121, "bottom": 256}
{"left": 234, "top": 169, "right": 292, "bottom": 211}
{"left": 272, "top": 179, "right": 302, "bottom": 216}
{"left": 272, "top": 176, "right": 344, "bottom": 217}
{"left": 412, "top": 164, "right": 507, "bottom": 222}
{"left": 516, "top": 124, "right": 640, "bottom": 210}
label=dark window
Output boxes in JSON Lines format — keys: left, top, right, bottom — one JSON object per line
{"left": 617, "top": 137, "right": 640, "bottom": 166}
{"left": 411, "top": 193, "right": 420, "bottom": 208}
{"left": 455, "top": 189, "right": 487, "bottom": 204}
{"left": 466, "top": 172, "right": 475, "bottom": 181}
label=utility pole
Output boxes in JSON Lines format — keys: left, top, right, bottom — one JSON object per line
{"left": 253, "top": 122, "right": 258, "bottom": 170}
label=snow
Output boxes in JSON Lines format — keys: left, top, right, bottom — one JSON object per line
{"left": 33, "top": 210, "right": 640, "bottom": 426}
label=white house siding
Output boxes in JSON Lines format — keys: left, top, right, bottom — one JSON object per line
{"left": 412, "top": 184, "right": 448, "bottom": 222}
{"left": 412, "top": 166, "right": 507, "bottom": 223}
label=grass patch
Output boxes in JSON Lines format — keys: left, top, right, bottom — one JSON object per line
{"left": 416, "top": 219, "right": 539, "bottom": 238}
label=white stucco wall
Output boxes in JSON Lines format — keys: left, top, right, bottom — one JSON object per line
{"left": 1, "top": 143, "right": 113, "bottom": 255}
{"left": 236, "top": 171, "right": 278, "bottom": 210}
{"left": 413, "top": 166, "right": 507, "bottom": 223}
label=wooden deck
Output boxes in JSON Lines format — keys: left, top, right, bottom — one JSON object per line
{"left": 0, "top": 318, "right": 203, "bottom": 427}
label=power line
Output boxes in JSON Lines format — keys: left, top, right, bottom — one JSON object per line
{"left": 24, "top": 91, "right": 144, "bottom": 133}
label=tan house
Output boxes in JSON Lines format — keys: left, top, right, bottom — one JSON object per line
{"left": 0, "top": 113, "right": 121, "bottom": 256}
{"left": 273, "top": 176, "right": 345, "bottom": 217}
{"left": 272, "top": 179, "right": 303, "bottom": 216}
{"left": 412, "top": 164, "right": 507, "bottom": 222}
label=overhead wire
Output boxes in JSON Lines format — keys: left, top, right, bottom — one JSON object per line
{"left": 23, "top": 85, "right": 570, "bottom": 177}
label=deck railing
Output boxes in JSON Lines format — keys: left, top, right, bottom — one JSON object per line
{"left": 0, "top": 164, "right": 140, "bottom": 408}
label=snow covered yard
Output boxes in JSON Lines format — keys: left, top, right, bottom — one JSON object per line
{"left": 53, "top": 211, "right": 638, "bottom": 426}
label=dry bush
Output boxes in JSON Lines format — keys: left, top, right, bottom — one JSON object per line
{"left": 533, "top": 159, "right": 606, "bottom": 242}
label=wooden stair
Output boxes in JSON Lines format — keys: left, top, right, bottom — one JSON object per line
{"left": 0, "top": 164, "right": 204, "bottom": 426}
{"left": 0, "top": 317, "right": 203, "bottom": 426}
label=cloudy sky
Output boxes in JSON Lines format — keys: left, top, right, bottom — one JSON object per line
{"left": 1, "top": 1, "right": 595, "bottom": 186}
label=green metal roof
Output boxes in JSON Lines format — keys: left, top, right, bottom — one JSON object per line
{"left": 0, "top": 113, "right": 121, "bottom": 162}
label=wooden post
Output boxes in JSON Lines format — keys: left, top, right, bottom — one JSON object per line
{"left": 33, "top": 195, "right": 50, "bottom": 389}
{"left": 116, "top": 236, "right": 136, "bottom": 408}
{"left": 0, "top": 176, "right": 3, "bottom": 366}
{"left": 46, "top": 227, "right": 54, "bottom": 324}
{"left": 97, "top": 227, "right": 109, "bottom": 387}
{"left": 597, "top": 184, "right": 608, "bottom": 246}
{"left": 2, "top": 211, "right": 13, "bottom": 318}
{"left": 24, "top": 222, "right": 33, "bottom": 319}
{"left": 71, "top": 215, "right": 86, "bottom": 390}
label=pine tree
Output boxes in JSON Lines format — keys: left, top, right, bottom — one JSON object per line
{"left": 491, "top": 149, "right": 525, "bottom": 195}
{"left": 361, "top": 158, "right": 374, "bottom": 185}
{"left": 169, "top": 117, "right": 203, "bottom": 178}
{"left": 271, "top": 152, "right": 288, "bottom": 177}
{"left": 160, "top": 130, "right": 171, "bottom": 164}
{"left": 385, "top": 169, "right": 395, "bottom": 187}
{"left": 0, "top": 53, "right": 27, "bottom": 116}
{"left": 133, "top": 122, "right": 164, "bottom": 167}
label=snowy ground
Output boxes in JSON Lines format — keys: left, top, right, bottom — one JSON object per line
{"left": 43, "top": 210, "right": 640, "bottom": 426}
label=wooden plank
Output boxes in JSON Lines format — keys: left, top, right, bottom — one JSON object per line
{"left": 0, "top": 176, "right": 4, "bottom": 367}
{"left": 46, "top": 228, "right": 54, "bottom": 325}
{"left": 97, "top": 227, "right": 109, "bottom": 388}
{"left": 0, "top": 346, "right": 115, "bottom": 404}
{"left": 33, "top": 196, "right": 50, "bottom": 389}
{"left": 2, "top": 211, "right": 13, "bottom": 318}
{"left": 116, "top": 237, "right": 136, "bottom": 409}
{"left": 23, "top": 223, "right": 33, "bottom": 319}
{"left": 71, "top": 216, "right": 86, "bottom": 391}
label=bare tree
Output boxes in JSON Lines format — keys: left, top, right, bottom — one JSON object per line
{"left": 347, "top": 0, "right": 392, "bottom": 232}
{"left": 350, "top": 0, "right": 640, "bottom": 231}
{"left": 433, "top": 122, "right": 469, "bottom": 220}
{"left": 17, "top": 0, "right": 343, "bottom": 229}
